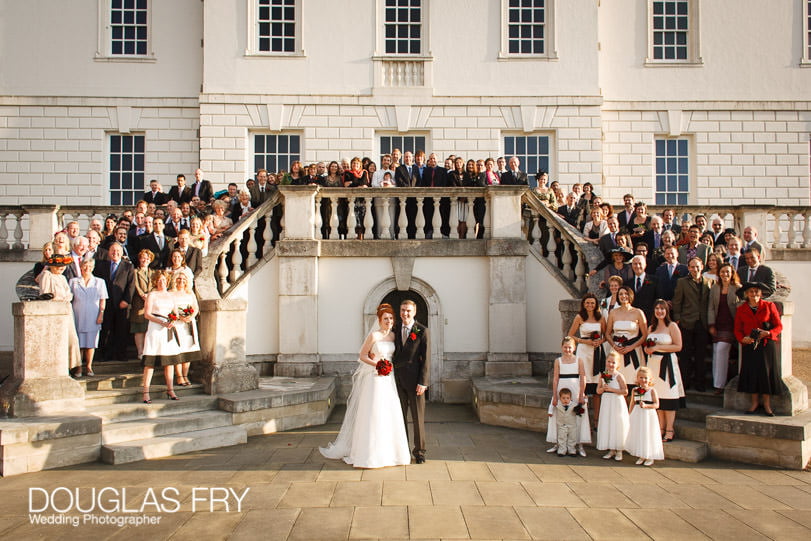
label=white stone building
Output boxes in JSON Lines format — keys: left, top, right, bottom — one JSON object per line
{"left": 0, "top": 0, "right": 809, "bottom": 206}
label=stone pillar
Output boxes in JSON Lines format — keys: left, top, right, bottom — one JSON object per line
{"left": 198, "top": 298, "right": 259, "bottom": 394}
{"left": 485, "top": 187, "right": 530, "bottom": 376}
{"left": 724, "top": 301, "right": 809, "bottom": 415}
{"left": 23, "top": 205, "right": 60, "bottom": 257}
{"left": 0, "top": 301, "right": 84, "bottom": 417}
{"left": 275, "top": 186, "right": 321, "bottom": 377}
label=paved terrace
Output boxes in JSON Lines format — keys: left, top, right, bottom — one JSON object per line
{"left": 1, "top": 404, "right": 810, "bottom": 540}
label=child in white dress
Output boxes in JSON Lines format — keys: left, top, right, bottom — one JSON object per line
{"left": 596, "top": 352, "right": 630, "bottom": 461}
{"left": 546, "top": 336, "right": 591, "bottom": 456}
{"left": 626, "top": 367, "right": 665, "bottom": 466}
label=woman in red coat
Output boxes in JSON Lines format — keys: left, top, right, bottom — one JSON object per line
{"left": 734, "top": 282, "right": 782, "bottom": 416}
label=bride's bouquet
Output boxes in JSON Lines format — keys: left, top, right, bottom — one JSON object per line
{"left": 376, "top": 359, "right": 393, "bottom": 376}
{"left": 152, "top": 309, "right": 181, "bottom": 345}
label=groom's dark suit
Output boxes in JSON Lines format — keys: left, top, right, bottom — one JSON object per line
{"left": 393, "top": 320, "right": 430, "bottom": 461}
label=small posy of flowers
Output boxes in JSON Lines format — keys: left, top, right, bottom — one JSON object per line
{"left": 589, "top": 331, "right": 601, "bottom": 340}
{"left": 573, "top": 403, "right": 585, "bottom": 416}
{"left": 644, "top": 337, "right": 657, "bottom": 349}
{"left": 600, "top": 372, "right": 613, "bottom": 384}
{"left": 179, "top": 305, "right": 195, "bottom": 318}
{"left": 635, "top": 387, "right": 648, "bottom": 403}
{"left": 167, "top": 310, "right": 180, "bottom": 322}
{"left": 613, "top": 336, "right": 628, "bottom": 347}
{"left": 376, "top": 359, "right": 393, "bottom": 376}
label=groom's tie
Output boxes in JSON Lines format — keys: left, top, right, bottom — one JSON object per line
{"left": 402, "top": 325, "right": 409, "bottom": 344}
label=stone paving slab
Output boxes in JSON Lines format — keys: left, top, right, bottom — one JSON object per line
{"left": 1, "top": 403, "right": 810, "bottom": 540}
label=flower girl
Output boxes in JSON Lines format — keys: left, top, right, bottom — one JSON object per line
{"left": 626, "top": 367, "right": 665, "bottom": 466}
{"left": 596, "top": 351, "right": 630, "bottom": 461}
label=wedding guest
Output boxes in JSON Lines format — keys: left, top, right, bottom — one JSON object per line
{"left": 735, "top": 282, "right": 782, "bottom": 416}
{"left": 672, "top": 257, "right": 713, "bottom": 392}
{"left": 32, "top": 242, "right": 54, "bottom": 276}
{"left": 207, "top": 200, "right": 233, "bottom": 240}
{"left": 166, "top": 248, "right": 194, "bottom": 289}
{"left": 708, "top": 263, "right": 740, "bottom": 394}
{"left": 69, "top": 257, "right": 108, "bottom": 376}
{"left": 130, "top": 249, "right": 154, "bottom": 360}
{"left": 37, "top": 254, "right": 81, "bottom": 377}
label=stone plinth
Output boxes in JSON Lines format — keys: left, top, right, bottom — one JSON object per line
{"left": 198, "top": 298, "right": 259, "bottom": 395}
{"left": 0, "top": 301, "right": 84, "bottom": 417}
{"left": 723, "top": 301, "right": 808, "bottom": 416}
{"left": 472, "top": 376, "right": 551, "bottom": 433}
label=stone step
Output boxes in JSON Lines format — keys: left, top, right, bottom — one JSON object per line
{"left": 102, "top": 410, "right": 234, "bottom": 445}
{"left": 90, "top": 360, "right": 143, "bottom": 375}
{"left": 83, "top": 384, "right": 204, "bottom": 405}
{"left": 100, "top": 425, "right": 247, "bottom": 465}
{"left": 678, "top": 403, "right": 726, "bottom": 423}
{"left": 684, "top": 389, "right": 725, "bottom": 409}
{"left": 81, "top": 373, "right": 149, "bottom": 391}
{"left": 663, "top": 439, "right": 708, "bottom": 463}
{"left": 674, "top": 419, "right": 707, "bottom": 442}
{"left": 85, "top": 395, "right": 219, "bottom": 424}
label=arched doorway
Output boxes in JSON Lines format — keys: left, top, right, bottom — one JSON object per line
{"left": 363, "top": 277, "right": 444, "bottom": 401}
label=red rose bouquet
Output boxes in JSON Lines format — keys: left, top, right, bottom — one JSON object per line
{"left": 573, "top": 403, "right": 585, "bottom": 416}
{"left": 635, "top": 386, "right": 648, "bottom": 404}
{"left": 613, "top": 336, "right": 628, "bottom": 347}
{"left": 376, "top": 359, "right": 393, "bottom": 376}
{"left": 590, "top": 331, "right": 601, "bottom": 340}
{"left": 600, "top": 372, "right": 613, "bottom": 384}
{"left": 179, "top": 305, "right": 195, "bottom": 318}
{"left": 644, "top": 337, "right": 657, "bottom": 349}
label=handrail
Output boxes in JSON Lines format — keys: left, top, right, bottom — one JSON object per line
{"left": 522, "top": 191, "right": 603, "bottom": 296}
{"left": 197, "top": 193, "right": 282, "bottom": 300}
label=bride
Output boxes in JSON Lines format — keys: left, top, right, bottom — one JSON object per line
{"left": 320, "top": 303, "right": 411, "bottom": 468}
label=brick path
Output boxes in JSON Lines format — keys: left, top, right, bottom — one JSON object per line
{"left": 2, "top": 404, "right": 810, "bottom": 540}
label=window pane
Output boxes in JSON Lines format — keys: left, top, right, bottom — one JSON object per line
{"left": 502, "top": 135, "right": 550, "bottom": 177}
{"left": 109, "top": 134, "right": 144, "bottom": 205}
{"left": 655, "top": 137, "right": 689, "bottom": 206}
{"left": 254, "top": 134, "right": 301, "bottom": 176}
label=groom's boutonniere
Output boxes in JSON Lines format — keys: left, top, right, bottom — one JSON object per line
{"left": 409, "top": 327, "right": 420, "bottom": 341}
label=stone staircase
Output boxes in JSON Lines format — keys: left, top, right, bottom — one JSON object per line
{"left": 80, "top": 362, "right": 247, "bottom": 465}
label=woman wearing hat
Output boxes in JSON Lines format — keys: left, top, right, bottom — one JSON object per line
{"left": 36, "top": 254, "right": 82, "bottom": 377}
{"left": 734, "top": 282, "right": 782, "bottom": 415}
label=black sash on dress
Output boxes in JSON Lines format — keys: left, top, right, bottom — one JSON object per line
{"left": 592, "top": 345, "right": 606, "bottom": 377}
{"left": 558, "top": 374, "right": 579, "bottom": 379}
{"left": 657, "top": 352, "right": 677, "bottom": 388}
{"left": 613, "top": 333, "right": 642, "bottom": 369}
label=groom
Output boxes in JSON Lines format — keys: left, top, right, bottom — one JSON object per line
{"left": 393, "top": 299, "right": 430, "bottom": 463}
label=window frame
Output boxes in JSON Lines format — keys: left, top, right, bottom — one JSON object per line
{"left": 95, "top": 0, "right": 155, "bottom": 62}
{"left": 377, "top": 133, "right": 429, "bottom": 164}
{"left": 499, "top": 0, "right": 558, "bottom": 61}
{"left": 108, "top": 133, "right": 146, "bottom": 207}
{"left": 245, "top": 0, "right": 304, "bottom": 57}
{"left": 251, "top": 132, "right": 303, "bottom": 176}
{"left": 502, "top": 132, "right": 554, "bottom": 183}
{"left": 802, "top": 0, "right": 811, "bottom": 66}
{"left": 653, "top": 136, "right": 692, "bottom": 206}
{"left": 374, "top": 0, "right": 431, "bottom": 59}
{"left": 645, "top": 0, "right": 703, "bottom": 67}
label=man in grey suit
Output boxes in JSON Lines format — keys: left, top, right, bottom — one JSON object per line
{"left": 672, "top": 257, "right": 713, "bottom": 391}
{"left": 677, "top": 225, "right": 709, "bottom": 267}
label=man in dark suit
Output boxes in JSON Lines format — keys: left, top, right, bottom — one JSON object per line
{"left": 393, "top": 299, "right": 430, "bottom": 464}
{"left": 655, "top": 245, "right": 689, "bottom": 301}
{"left": 174, "top": 230, "right": 202, "bottom": 276}
{"left": 625, "top": 255, "right": 658, "bottom": 321}
{"left": 556, "top": 192, "right": 581, "bottom": 227}
{"left": 597, "top": 217, "right": 622, "bottom": 258}
{"left": 677, "top": 225, "right": 709, "bottom": 267}
{"left": 741, "top": 248, "right": 776, "bottom": 293}
{"left": 742, "top": 226, "right": 764, "bottom": 254}
{"left": 420, "top": 153, "right": 449, "bottom": 238}
{"left": 94, "top": 242, "right": 134, "bottom": 362}
{"left": 167, "top": 174, "right": 192, "bottom": 204}
{"left": 616, "top": 194, "right": 635, "bottom": 230}
{"left": 190, "top": 168, "right": 214, "bottom": 203}
{"left": 143, "top": 179, "right": 168, "bottom": 205}
{"left": 672, "top": 257, "right": 713, "bottom": 391}
{"left": 249, "top": 169, "right": 277, "bottom": 207}
{"left": 140, "top": 217, "right": 172, "bottom": 269}
{"left": 499, "top": 156, "right": 528, "bottom": 185}
{"left": 724, "top": 236, "right": 746, "bottom": 272}
{"left": 100, "top": 226, "right": 134, "bottom": 262}
{"left": 661, "top": 208, "right": 681, "bottom": 236}
{"left": 394, "top": 151, "right": 420, "bottom": 238}
{"left": 164, "top": 207, "right": 187, "bottom": 238}
{"left": 709, "top": 217, "right": 726, "bottom": 246}
{"left": 641, "top": 216, "right": 665, "bottom": 256}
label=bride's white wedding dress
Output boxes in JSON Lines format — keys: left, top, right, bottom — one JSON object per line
{"left": 319, "top": 339, "right": 411, "bottom": 468}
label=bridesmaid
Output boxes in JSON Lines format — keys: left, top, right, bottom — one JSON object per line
{"left": 568, "top": 293, "right": 606, "bottom": 431}
{"left": 606, "top": 286, "right": 647, "bottom": 391}
{"left": 643, "top": 300, "right": 685, "bottom": 442}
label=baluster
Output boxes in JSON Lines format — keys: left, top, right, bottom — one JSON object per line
{"left": 803, "top": 210, "right": 811, "bottom": 249}
{"left": 771, "top": 212, "right": 784, "bottom": 249}
{"left": 216, "top": 252, "right": 229, "bottom": 295}
{"left": 562, "top": 240, "right": 574, "bottom": 280}
{"left": 329, "top": 195, "right": 340, "bottom": 239}
{"left": 574, "top": 247, "right": 586, "bottom": 292}
{"left": 363, "top": 198, "right": 373, "bottom": 239}
{"left": 398, "top": 197, "right": 408, "bottom": 239}
{"left": 380, "top": 197, "right": 392, "bottom": 240}
{"left": 0, "top": 212, "right": 9, "bottom": 250}
{"left": 246, "top": 223, "right": 258, "bottom": 267}
{"left": 531, "top": 212, "right": 541, "bottom": 246}
{"left": 450, "top": 196, "right": 460, "bottom": 239}
{"left": 12, "top": 212, "right": 24, "bottom": 250}
{"left": 466, "top": 198, "right": 475, "bottom": 239}
{"left": 786, "top": 212, "right": 799, "bottom": 249}
{"left": 415, "top": 197, "right": 426, "bottom": 239}
{"left": 229, "top": 240, "right": 243, "bottom": 283}
{"left": 432, "top": 197, "right": 442, "bottom": 238}
{"left": 546, "top": 225, "right": 558, "bottom": 266}
{"left": 279, "top": 203, "right": 285, "bottom": 241}
{"left": 314, "top": 195, "right": 323, "bottom": 239}
{"left": 262, "top": 208, "right": 272, "bottom": 253}
{"left": 347, "top": 197, "right": 358, "bottom": 239}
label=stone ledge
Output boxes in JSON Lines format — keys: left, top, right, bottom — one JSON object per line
{"left": 217, "top": 377, "right": 335, "bottom": 413}
{"left": 472, "top": 377, "right": 551, "bottom": 409}
{"left": 0, "top": 415, "right": 101, "bottom": 445}
{"left": 706, "top": 409, "right": 811, "bottom": 441}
